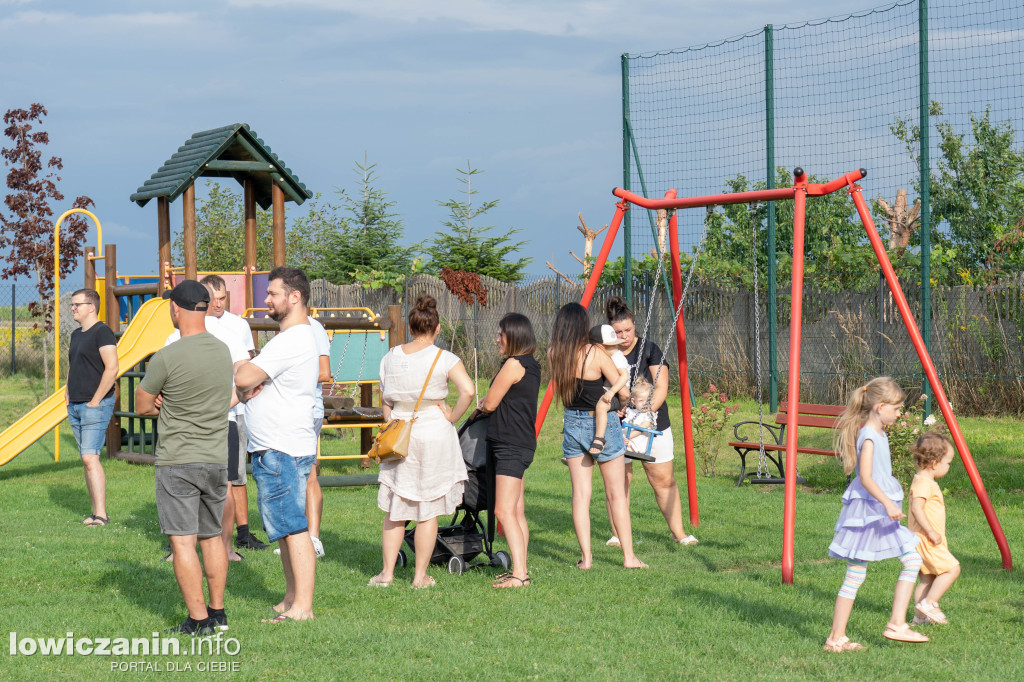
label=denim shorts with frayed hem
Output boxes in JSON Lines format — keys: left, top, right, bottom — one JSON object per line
{"left": 251, "top": 449, "right": 316, "bottom": 543}
{"left": 67, "top": 393, "right": 115, "bottom": 456}
{"left": 562, "top": 409, "right": 626, "bottom": 463}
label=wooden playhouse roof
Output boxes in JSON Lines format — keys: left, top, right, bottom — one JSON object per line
{"left": 130, "top": 123, "right": 313, "bottom": 209}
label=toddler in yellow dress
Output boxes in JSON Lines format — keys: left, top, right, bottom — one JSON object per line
{"left": 908, "top": 432, "right": 960, "bottom": 625}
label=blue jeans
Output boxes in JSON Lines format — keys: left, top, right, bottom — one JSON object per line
{"left": 67, "top": 393, "right": 115, "bottom": 456}
{"left": 562, "top": 409, "right": 626, "bottom": 463}
{"left": 251, "top": 449, "right": 316, "bottom": 543}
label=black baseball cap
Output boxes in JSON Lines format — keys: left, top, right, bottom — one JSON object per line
{"left": 162, "top": 280, "right": 210, "bottom": 311}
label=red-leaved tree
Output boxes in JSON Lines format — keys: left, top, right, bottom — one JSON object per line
{"left": 0, "top": 104, "right": 93, "bottom": 329}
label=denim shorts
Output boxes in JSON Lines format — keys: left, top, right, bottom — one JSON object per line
{"left": 155, "top": 463, "right": 228, "bottom": 538}
{"left": 562, "top": 409, "right": 626, "bottom": 463}
{"left": 67, "top": 393, "right": 116, "bottom": 456}
{"left": 251, "top": 449, "right": 316, "bottom": 543}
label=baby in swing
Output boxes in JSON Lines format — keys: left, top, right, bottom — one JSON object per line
{"left": 622, "top": 377, "right": 658, "bottom": 459}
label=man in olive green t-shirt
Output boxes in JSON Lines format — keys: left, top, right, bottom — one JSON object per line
{"left": 136, "top": 280, "right": 234, "bottom": 636}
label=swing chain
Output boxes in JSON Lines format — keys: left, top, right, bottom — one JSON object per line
{"left": 644, "top": 208, "right": 709, "bottom": 413}
{"left": 328, "top": 331, "right": 352, "bottom": 398}
{"left": 751, "top": 202, "right": 769, "bottom": 479}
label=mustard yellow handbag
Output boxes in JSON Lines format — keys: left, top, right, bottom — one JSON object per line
{"left": 369, "top": 349, "right": 443, "bottom": 464}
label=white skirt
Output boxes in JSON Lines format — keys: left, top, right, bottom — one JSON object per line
{"left": 377, "top": 481, "right": 465, "bottom": 522}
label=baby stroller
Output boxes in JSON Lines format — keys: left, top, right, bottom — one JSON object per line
{"left": 395, "top": 412, "right": 511, "bottom": 575}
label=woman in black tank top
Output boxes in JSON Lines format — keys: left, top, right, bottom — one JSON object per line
{"left": 605, "top": 296, "right": 696, "bottom": 546}
{"left": 548, "top": 303, "right": 647, "bottom": 571}
{"left": 477, "top": 314, "right": 540, "bottom": 588}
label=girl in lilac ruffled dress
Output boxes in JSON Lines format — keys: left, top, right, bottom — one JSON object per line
{"left": 824, "top": 377, "right": 929, "bottom": 652}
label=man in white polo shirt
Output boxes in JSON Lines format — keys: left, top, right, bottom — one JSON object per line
{"left": 235, "top": 267, "right": 319, "bottom": 623}
{"left": 197, "top": 274, "right": 268, "bottom": 552}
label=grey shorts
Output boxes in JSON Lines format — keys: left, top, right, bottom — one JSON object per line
{"left": 155, "top": 463, "right": 228, "bottom": 538}
{"left": 228, "top": 415, "right": 248, "bottom": 485}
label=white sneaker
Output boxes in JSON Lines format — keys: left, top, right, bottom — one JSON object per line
{"left": 606, "top": 536, "right": 620, "bottom": 547}
{"left": 676, "top": 534, "right": 699, "bottom": 546}
{"left": 273, "top": 547, "right": 281, "bottom": 555}
{"left": 311, "top": 536, "right": 325, "bottom": 558}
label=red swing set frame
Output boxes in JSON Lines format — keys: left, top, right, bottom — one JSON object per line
{"left": 533, "top": 167, "right": 1012, "bottom": 584}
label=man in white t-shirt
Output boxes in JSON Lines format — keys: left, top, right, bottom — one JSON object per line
{"left": 235, "top": 267, "right": 319, "bottom": 623}
{"left": 198, "top": 275, "right": 268, "bottom": 552}
{"left": 163, "top": 279, "right": 251, "bottom": 564}
{"left": 306, "top": 316, "right": 332, "bottom": 558}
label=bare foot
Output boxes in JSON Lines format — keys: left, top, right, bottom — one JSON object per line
{"left": 575, "top": 558, "right": 592, "bottom": 570}
{"left": 411, "top": 576, "right": 436, "bottom": 589}
{"left": 624, "top": 557, "right": 649, "bottom": 569}
{"left": 272, "top": 600, "right": 291, "bottom": 615}
{"left": 228, "top": 551, "right": 244, "bottom": 562}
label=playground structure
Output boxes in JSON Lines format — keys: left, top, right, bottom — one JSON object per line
{"left": 0, "top": 124, "right": 392, "bottom": 471}
{"left": 533, "top": 167, "right": 1012, "bottom": 584}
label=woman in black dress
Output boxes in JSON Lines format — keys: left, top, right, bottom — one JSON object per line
{"left": 478, "top": 313, "right": 541, "bottom": 588}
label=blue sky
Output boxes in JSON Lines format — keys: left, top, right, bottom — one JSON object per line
{"left": 1, "top": 0, "right": 892, "bottom": 287}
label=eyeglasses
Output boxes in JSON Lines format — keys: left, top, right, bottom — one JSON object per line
{"left": 70, "top": 302, "right": 93, "bottom": 310}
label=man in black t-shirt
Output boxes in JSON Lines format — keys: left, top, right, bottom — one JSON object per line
{"left": 66, "top": 288, "right": 119, "bottom": 526}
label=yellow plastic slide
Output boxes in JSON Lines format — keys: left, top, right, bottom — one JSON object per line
{"left": 0, "top": 296, "right": 173, "bottom": 466}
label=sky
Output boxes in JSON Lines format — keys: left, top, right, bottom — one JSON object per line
{"left": 1, "top": 0, "right": 900, "bottom": 289}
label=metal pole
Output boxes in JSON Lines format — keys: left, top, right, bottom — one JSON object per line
{"left": 9, "top": 282, "right": 14, "bottom": 375}
{"left": 782, "top": 170, "right": 809, "bottom": 586}
{"left": 668, "top": 202, "right": 699, "bottom": 527}
{"left": 626, "top": 119, "right": 676, "bottom": 306}
{"left": 850, "top": 186, "right": 1011, "bottom": 571}
{"left": 622, "top": 54, "right": 633, "bottom": 308}
{"left": 765, "top": 24, "right": 779, "bottom": 412}
{"left": 919, "top": 0, "right": 933, "bottom": 414}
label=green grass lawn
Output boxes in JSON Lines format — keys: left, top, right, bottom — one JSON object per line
{"left": 1, "top": 377, "right": 1022, "bottom": 680}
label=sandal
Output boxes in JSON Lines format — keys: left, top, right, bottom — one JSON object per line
{"left": 492, "top": 575, "right": 531, "bottom": 588}
{"left": 84, "top": 515, "right": 108, "bottom": 527}
{"left": 588, "top": 436, "right": 606, "bottom": 455}
{"left": 913, "top": 600, "right": 948, "bottom": 625}
{"left": 823, "top": 636, "right": 866, "bottom": 653}
{"left": 883, "top": 623, "right": 929, "bottom": 643}
{"left": 367, "top": 575, "right": 392, "bottom": 588}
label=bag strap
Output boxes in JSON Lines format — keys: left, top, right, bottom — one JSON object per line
{"left": 411, "top": 349, "right": 444, "bottom": 416}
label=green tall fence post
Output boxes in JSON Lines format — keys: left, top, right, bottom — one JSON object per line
{"left": 919, "top": 0, "right": 933, "bottom": 414}
{"left": 626, "top": 119, "right": 676, "bottom": 306}
{"left": 765, "top": 25, "right": 779, "bottom": 412}
{"left": 622, "top": 54, "right": 633, "bottom": 308}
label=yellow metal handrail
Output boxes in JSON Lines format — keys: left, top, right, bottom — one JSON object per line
{"left": 54, "top": 208, "right": 103, "bottom": 462}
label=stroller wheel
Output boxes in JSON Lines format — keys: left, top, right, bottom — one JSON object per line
{"left": 395, "top": 550, "right": 407, "bottom": 568}
{"left": 447, "top": 555, "right": 465, "bottom": 575}
{"left": 492, "top": 551, "right": 511, "bottom": 570}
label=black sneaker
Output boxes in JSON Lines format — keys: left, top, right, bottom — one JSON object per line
{"left": 236, "top": 533, "right": 270, "bottom": 550}
{"left": 206, "top": 606, "right": 228, "bottom": 632}
{"left": 166, "top": 616, "right": 214, "bottom": 637}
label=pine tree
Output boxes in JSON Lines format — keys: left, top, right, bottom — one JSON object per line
{"left": 324, "top": 155, "right": 414, "bottom": 286}
{"left": 423, "top": 162, "right": 530, "bottom": 282}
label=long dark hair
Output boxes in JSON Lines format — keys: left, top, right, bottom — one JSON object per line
{"left": 549, "top": 303, "right": 590, "bottom": 406}
{"left": 498, "top": 313, "right": 536, "bottom": 357}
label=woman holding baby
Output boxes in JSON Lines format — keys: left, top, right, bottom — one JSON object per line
{"left": 604, "top": 296, "right": 698, "bottom": 547}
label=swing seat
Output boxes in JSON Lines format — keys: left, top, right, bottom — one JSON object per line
{"left": 728, "top": 403, "right": 842, "bottom": 486}
{"left": 324, "top": 406, "right": 385, "bottom": 424}
{"left": 622, "top": 422, "right": 662, "bottom": 463}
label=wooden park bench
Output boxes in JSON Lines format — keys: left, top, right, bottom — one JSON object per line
{"left": 728, "top": 403, "right": 844, "bottom": 486}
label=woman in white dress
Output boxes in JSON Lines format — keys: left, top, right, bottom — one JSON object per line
{"left": 369, "top": 296, "right": 475, "bottom": 588}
